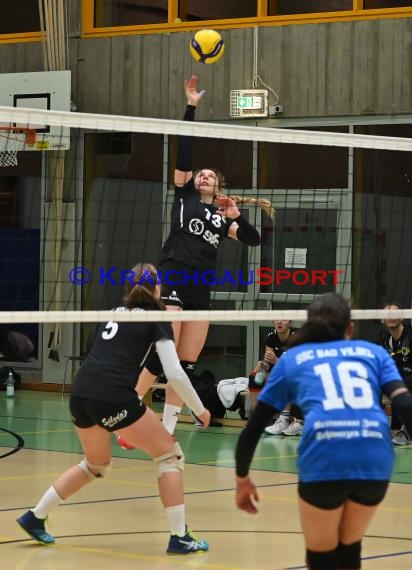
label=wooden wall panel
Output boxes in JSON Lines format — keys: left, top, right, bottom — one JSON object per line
{"left": 1, "top": 18, "right": 412, "bottom": 120}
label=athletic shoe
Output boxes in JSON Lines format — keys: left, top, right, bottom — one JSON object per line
{"left": 16, "top": 510, "right": 55, "bottom": 544}
{"left": 282, "top": 419, "right": 304, "bottom": 436}
{"left": 264, "top": 415, "right": 290, "bottom": 435}
{"left": 392, "top": 426, "right": 411, "bottom": 446}
{"left": 116, "top": 434, "right": 136, "bottom": 450}
{"left": 167, "top": 526, "right": 209, "bottom": 555}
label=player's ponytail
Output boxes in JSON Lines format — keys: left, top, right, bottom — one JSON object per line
{"left": 123, "top": 262, "right": 164, "bottom": 310}
{"left": 230, "top": 196, "right": 275, "bottom": 218}
{"left": 289, "top": 293, "right": 350, "bottom": 347}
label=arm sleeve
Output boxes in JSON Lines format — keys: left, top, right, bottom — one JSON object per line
{"left": 381, "top": 379, "right": 405, "bottom": 397}
{"left": 155, "top": 338, "right": 205, "bottom": 416}
{"left": 175, "top": 105, "right": 196, "bottom": 172}
{"left": 233, "top": 215, "right": 261, "bottom": 246}
{"left": 235, "top": 402, "right": 278, "bottom": 477}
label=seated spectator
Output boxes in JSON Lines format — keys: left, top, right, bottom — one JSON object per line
{"left": 381, "top": 302, "right": 412, "bottom": 446}
{"left": 248, "top": 320, "right": 303, "bottom": 436}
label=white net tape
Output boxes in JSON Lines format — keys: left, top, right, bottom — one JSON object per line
{"left": 0, "top": 309, "right": 410, "bottom": 324}
{"left": 0, "top": 150, "right": 18, "bottom": 167}
{"left": 0, "top": 105, "right": 412, "bottom": 151}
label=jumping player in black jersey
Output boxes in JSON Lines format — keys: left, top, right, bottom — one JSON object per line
{"left": 130, "top": 75, "right": 274, "bottom": 435}
{"left": 16, "top": 263, "right": 211, "bottom": 555}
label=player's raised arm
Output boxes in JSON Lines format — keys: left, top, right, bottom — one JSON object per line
{"left": 174, "top": 75, "right": 205, "bottom": 187}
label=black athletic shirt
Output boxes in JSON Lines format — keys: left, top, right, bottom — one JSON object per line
{"left": 160, "top": 178, "right": 234, "bottom": 271}
{"left": 71, "top": 306, "right": 173, "bottom": 403}
{"left": 265, "top": 328, "right": 296, "bottom": 364}
{"left": 381, "top": 324, "right": 412, "bottom": 378}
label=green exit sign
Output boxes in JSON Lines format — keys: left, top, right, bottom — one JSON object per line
{"left": 236, "top": 96, "right": 262, "bottom": 110}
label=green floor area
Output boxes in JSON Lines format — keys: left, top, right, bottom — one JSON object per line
{"left": 1, "top": 390, "right": 411, "bottom": 484}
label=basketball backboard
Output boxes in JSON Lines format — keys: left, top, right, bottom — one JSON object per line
{"left": 0, "top": 70, "right": 71, "bottom": 152}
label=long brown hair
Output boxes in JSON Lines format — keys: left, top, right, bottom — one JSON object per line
{"left": 229, "top": 195, "right": 275, "bottom": 218}
{"left": 123, "top": 262, "right": 164, "bottom": 310}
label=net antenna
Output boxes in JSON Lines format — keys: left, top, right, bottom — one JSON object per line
{"left": 0, "top": 126, "right": 36, "bottom": 167}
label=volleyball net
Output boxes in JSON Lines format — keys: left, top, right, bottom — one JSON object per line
{"left": 0, "top": 104, "right": 411, "bottom": 372}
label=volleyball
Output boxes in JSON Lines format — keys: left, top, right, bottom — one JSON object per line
{"left": 189, "top": 30, "right": 224, "bottom": 64}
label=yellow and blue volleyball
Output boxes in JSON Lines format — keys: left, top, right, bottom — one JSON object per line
{"left": 189, "top": 30, "right": 224, "bottom": 64}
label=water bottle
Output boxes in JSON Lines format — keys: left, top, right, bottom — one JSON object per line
{"left": 6, "top": 370, "right": 15, "bottom": 398}
{"left": 254, "top": 360, "right": 270, "bottom": 386}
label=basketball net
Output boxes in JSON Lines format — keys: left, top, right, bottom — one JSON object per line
{"left": 0, "top": 127, "right": 36, "bottom": 167}
{"left": 0, "top": 150, "right": 18, "bottom": 167}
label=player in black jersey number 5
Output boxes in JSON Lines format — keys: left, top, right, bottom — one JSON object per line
{"left": 17, "top": 263, "right": 211, "bottom": 555}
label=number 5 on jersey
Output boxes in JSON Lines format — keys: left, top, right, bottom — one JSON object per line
{"left": 102, "top": 321, "right": 119, "bottom": 340}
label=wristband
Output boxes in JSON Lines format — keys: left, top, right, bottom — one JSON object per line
{"left": 183, "top": 104, "right": 196, "bottom": 121}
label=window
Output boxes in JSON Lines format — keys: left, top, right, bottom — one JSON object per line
{"left": 94, "top": 0, "right": 168, "bottom": 27}
{"left": 0, "top": 154, "right": 42, "bottom": 364}
{"left": 83, "top": 132, "right": 164, "bottom": 313}
{"left": 269, "top": 0, "right": 353, "bottom": 15}
{"left": 364, "top": 0, "right": 412, "bottom": 7}
{"left": 181, "top": 0, "right": 257, "bottom": 21}
{"left": 0, "top": 0, "right": 40, "bottom": 34}
{"left": 353, "top": 124, "right": 412, "bottom": 330}
{"left": 169, "top": 136, "right": 253, "bottom": 188}
{"left": 258, "top": 128, "right": 348, "bottom": 189}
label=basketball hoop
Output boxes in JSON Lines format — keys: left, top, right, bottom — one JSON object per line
{"left": 0, "top": 127, "right": 37, "bottom": 167}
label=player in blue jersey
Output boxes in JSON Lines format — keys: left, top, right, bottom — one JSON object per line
{"left": 235, "top": 293, "right": 412, "bottom": 570}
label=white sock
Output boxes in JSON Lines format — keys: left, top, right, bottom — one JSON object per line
{"left": 162, "top": 404, "right": 182, "bottom": 434}
{"left": 165, "top": 504, "right": 186, "bottom": 536}
{"left": 32, "top": 486, "right": 62, "bottom": 519}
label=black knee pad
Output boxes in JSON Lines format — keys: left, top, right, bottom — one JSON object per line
{"left": 306, "top": 548, "right": 338, "bottom": 570}
{"left": 180, "top": 360, "right": 196, "bottom": 381}
{"left": 337, "top": 541, "right": 361, "bottom": 569}
{"left": 145, "top": 351, "right": 163, "bottom": 376}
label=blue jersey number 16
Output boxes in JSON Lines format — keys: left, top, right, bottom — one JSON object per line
{"left": 314, "top": 362, "right": 374, "bottom": 411}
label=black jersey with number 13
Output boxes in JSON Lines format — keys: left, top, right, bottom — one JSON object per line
{"left": 160, "top": 179, "right": 234, "bottom": 271}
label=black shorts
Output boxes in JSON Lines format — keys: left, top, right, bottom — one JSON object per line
{"left": 159, "top": 260, "right": 211, "bottom": 310}
{"left": 69, "top": 395, "right": 146, "bottom": 432}
{"left": 298, "top": 480, "right": 389, "bottom": 510}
